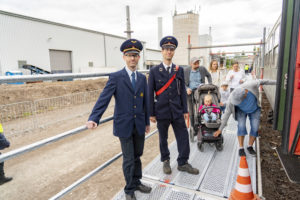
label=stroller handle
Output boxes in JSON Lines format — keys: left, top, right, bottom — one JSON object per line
{"left": 198, "top": 106, "right": 221, "bottom": 116}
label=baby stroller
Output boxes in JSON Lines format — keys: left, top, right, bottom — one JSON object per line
{"left": 189, "top": 84, "right": 224, "bottom": 151}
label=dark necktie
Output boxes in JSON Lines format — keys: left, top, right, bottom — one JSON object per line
{"left": 131, "top": 72, "right": 136, "bottom": 90}
{"left": 167, "top": 66, "right": 170, "bottom": 74}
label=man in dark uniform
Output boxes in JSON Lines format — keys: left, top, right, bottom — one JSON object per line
{"left": 0, "top": 123, "right": 13, "bottom": 185}
{"left": 148, "top": 36, "right": 199, "bottom": 175}
{"left": 86, "top": 39, "right": 151, "bottom": 200}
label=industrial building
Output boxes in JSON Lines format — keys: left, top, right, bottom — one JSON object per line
{"left": 0, "top": 10, "right": 161, "bottom": 76}
{"left": 173, "top": 10, "right": 212, "bottom": 67}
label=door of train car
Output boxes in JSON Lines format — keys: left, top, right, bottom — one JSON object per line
{"left": 273, "top": 0, "right": 300, "bottom": 183}
{"left": 274, "top": 0, "right": 300, "bottom": 155}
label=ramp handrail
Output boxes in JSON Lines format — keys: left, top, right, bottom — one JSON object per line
{"left": 0, "top": 70, "right": 149, "bottom": 84}
{"left": 0, "top": 116, "right": 113, "bottom": 163}
{"left": 49, "top": 129, "right": 158, "bottom": 200}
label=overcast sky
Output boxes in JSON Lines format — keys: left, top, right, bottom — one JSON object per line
{"left": 0, "top": 0, "right": 283, "bottom": 52}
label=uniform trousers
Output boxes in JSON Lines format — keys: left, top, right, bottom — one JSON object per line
{"left": 119, "top": 125, "right": 145, "bottom": 195}
{"left": 157, "top": 116, "right": 190, "bottom": 166}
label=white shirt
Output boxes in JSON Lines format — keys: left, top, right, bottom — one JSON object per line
{"left": 220, "top": 88, "right": 230, "bottom": 104}
{"left": 125, "top": 66, "right": 137, "bottom": 82}
{"left": 162, "top": 62, "right": 173, "bottom": 73}
{"left": 210, "top": 70, "right": 220, "bottom": 87}
{"left": 225, "top": 70, "right": 245, "bottom": 89}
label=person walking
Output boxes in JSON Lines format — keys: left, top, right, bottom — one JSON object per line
{"left": 226, "top": 61, "right": 246, "bottom": 92}
{"left": 184, "top": 57, "right": 212, "bottom": 130}
{"left": 0, "top": 123, "right": 13, "bottom": 185}
{"left": 209, "top": 60, "right": 221, "bottom": 87}
{"left": 213, "top": 79, "right": 276, "bottom": 157}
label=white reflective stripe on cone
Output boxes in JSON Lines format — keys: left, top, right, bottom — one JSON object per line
{"left": 235, "top": 182, "right": 253, "bottom": 193}
{"left": 238, "top": 168, "right": 250, "bottom": 177}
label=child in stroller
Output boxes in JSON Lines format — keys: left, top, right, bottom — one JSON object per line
{"left": 192, "top": 84, "right": 224, "bottom": 151}
{"left": 199, "top": 94, "right": 220, "bottom": 123}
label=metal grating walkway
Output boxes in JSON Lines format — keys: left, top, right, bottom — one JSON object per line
{"left": 113, "top": 116, "right": 257, "bottom": 200}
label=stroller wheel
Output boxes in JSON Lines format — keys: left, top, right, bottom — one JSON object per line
{"left": 216, "top": 142, "right": 223, "bottom": 151}
{"left": 197, "top": 142, "right": 204, "bottom": 152}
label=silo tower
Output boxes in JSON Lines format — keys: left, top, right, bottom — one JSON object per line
{"left": 173, "top": 11, "right": 200, "bottom": 66}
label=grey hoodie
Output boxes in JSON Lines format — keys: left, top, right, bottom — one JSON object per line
{"left": 219, "top": 79, "right": 276, "bottom": 131}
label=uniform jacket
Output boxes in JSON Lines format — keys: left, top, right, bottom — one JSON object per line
{"left": 148, "top": 63, "right": 188, "bottom": 120}
{"left": 184, "top": 66, "right": 212, "bottom": 87}
{"left": 219, "top": 79, "right": 276, "bottom": 131}
{"left": 0, "top": 133, "right": 10, "bottom": 150}
{"left": 88, "top": 68, "right": 150, "bottom": 138}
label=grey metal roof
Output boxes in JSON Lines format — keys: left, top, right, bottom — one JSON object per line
{"left": 0, "top": 9, "right": 146, "bottom": 43}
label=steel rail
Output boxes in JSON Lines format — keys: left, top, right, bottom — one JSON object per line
{"left": 49, "top": 129, "right": 158, "bottom": 200}
{"left": 0, "top": 116, "right": 113, "bottom": 163}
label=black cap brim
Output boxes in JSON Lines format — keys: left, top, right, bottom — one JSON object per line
{"left": 124, "top": 50, "right": 140, "bottom": 54}
{"left": 162, "top": 44, "right": 176, "bottom": 49}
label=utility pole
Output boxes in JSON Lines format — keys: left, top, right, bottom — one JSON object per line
{"left": 158, "top": 17, "right": 162, "bottom": 48}
{"left": 124, "top": 5, "right": 133, "bottom": 39}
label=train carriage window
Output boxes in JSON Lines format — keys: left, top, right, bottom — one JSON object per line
{"left": 275, "top": 25, "right": 280, "bottom": 46}
{"left": 274, "top": 46, "right": 279, "bottom": 68}
{"left": 270, "top": 50, "right": 273, "bottom": 66}
{"left": 265, "top": 53, "right": 269, "bottom": 67}
{"left": 272, "top": 33, "right": 275, "bottom": 49}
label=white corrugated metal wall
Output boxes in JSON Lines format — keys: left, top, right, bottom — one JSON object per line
{"left": 0, "top": 10, "right": 147, "bottom": 75}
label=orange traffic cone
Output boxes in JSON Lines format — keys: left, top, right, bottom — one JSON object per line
{"left": 229, "top": 156, "right": 260, "bottom": 200}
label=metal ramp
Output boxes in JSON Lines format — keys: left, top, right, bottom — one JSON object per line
{"left": 22, "top": 64, "right": 51, "bottom": 74}
{"left": 113, "top": 116, "right": 256, "bottom": 200}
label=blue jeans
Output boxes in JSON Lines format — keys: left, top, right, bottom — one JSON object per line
{"left": 203, "top": 113, "right": 217, "bottom": 122}
{"left": 119, "top": 126, "right": 145, "bottom": 195}
{"left": 236, "top": 107, "right": 261, "bottom": 137}
{"left": 220, "top": 106, "right": 226, "bottom": 113}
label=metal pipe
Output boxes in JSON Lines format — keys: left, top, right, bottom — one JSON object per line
{"left": 256, "top": 136, "right": 264, "bottom": 198}
{"left": 257, "top": 89, "right": 264, "bottom": 199}
{"left": 262, "top": 28, "right": 266, "bottom": 69}
{"left": 0, "top": 72, "right": 110, "bottom": 83}
{"left": 49, "top": 129, "right": 159, "bottom": 200}
{"left": 189, "top": 42, "right": 264, "bottom": 49}
{"left": 188, "top": 35, "right": 191, "bottom": 64}
{"left": 124, "top": 5, "right": 133, "bottom": 39}
{"left": 0, "top": 116, "right": 113, "bottom": 163}
{"left": 210, "top": 51, "right": 259, "bottom": 55}
{"left": 0, "top": 70, "right": 150, "bottom": 84}
{"left": 158, "top": 17, "right": 162, "bottom": 49}
{"left": 103, "top": 35, "right": 107, "bottom": 67}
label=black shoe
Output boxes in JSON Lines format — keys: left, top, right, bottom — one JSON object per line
{"left": 247, "top": 146, "right": 257, "bottom": 157}
{"left": 136, "top": 183, "right": 152, "bottom": 193}
{"left": 125, "top": 193, "right": 136, "bottom": 200}
{"left": 239, "top": 148, "right": 246, "bottom": 157}
{"left": 177, "top": 163, "right": 199, "bottom": 175}
{"left": 0, "top": 176, "right": 13, "bottom": 185}
{"left": 163, "top": 160, "right": 172, "bottom": 174}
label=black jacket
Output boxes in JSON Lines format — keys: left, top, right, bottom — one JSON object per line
{"left": 0, "top": 133, "right": 10, "bottom": 150}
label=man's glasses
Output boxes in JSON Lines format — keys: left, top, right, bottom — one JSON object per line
{"left": 162, "top": 48, "right": 175, "bottom": 52}
{"left": 125, "top": 54, "right": 139, "bottom": 58}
